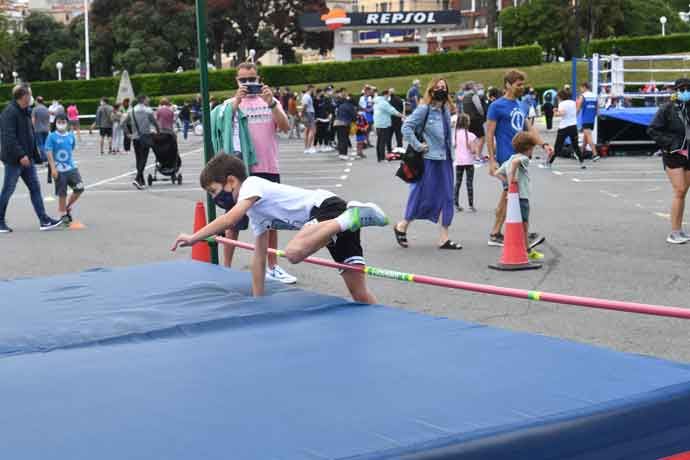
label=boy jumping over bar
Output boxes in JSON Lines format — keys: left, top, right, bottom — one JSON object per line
{"left": 171, "top": 154, "right": 389, "bottom": 304}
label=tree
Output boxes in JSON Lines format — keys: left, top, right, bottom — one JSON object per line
{"left": 41, "top": 49, "right": 80, "bottom": 81}
{"left": 0, "top": 16, "right": 20, "bottom": 82}
{"left": 618, "top": 0, "right": 690, "bottom": 36}
{"left": 208, "top": 0, "right": 328, "bottom": 65}
{"left": 499, "top": 0, "right": 575, "bottom": 58}
{"left": 15, "top": 12, "right": 75, "bottom": 81}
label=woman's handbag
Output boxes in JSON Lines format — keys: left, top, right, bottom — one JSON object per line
{"left": 396, "top": 106, "right": 430, "bottom": 183}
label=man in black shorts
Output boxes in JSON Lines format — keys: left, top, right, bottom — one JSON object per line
{"left": 94, "top": 97, "right": 114, "bottom": 155}
{"left": 218, "top": 62, "right": 296, "bottom": 284}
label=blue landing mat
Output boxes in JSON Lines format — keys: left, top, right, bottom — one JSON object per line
{"left": 599, "top": 107, "right": 658, "bottom": 126}
{"left": 1, "top": 261, "right": 689, "bottom": 459}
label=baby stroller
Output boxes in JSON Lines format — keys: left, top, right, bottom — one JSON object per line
{"left": 147, "top": 133, "right": 183, "bottom": 186}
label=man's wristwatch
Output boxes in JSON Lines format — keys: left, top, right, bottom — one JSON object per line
{"left": 268, "top": 100, "right": 277, "bottom": 109}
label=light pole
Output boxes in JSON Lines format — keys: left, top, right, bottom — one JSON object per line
{"left": 660, "top": 16, "right": 667, "bottom": 36}
{"left": 56, "top": 61, "right": 63, "bottom": 81}
{"left": 84, "top": 0, "right": 91, "bottom": 79}
{"left": 0, "top": 72, "right": 4, "bottom": 82}
{"left": 436, "top": 34, "right": 443, "bottom": 53}
{"left": 12, "top": 71, "right": 18, "bottom": 84}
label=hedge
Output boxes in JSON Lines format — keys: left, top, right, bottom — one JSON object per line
{"left": 0, "top": 45, "right": 542, "bottom": 103}
{"left": 587, "top": 33, "right": 690, "bottom": 56}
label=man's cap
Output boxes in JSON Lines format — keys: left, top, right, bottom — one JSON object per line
{"left": 55, "top": 114, "right": 68, "bottom": 122}
{"left": 674, "top": 78, "right": 690, "bottom": 89}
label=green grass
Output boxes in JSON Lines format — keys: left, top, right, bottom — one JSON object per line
{"left": 163, "top": 61, "right": 589, "bottom": 103}
{"left": 162, "top": 56, "right": 690, "bottom": 103}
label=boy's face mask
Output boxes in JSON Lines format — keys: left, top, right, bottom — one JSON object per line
{"left": 56, "top": 122, "right": 68, "bottom": 132}
{"left": 677, "top": 89, "right": 690, "bottom": 103}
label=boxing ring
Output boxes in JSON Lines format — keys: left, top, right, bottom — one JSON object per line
{"left": 574, "top": 53, "right": 690, "bottom": 154}
{"left": 2, "top": 261, "right": 690, "bottom": 459}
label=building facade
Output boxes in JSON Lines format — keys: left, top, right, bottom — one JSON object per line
{"left": 28, "top": 0, "right": 83, "bottom": 25}
{"left": 1, "top": 0, "right": 29, "bottom": 32}
{"left": 328, "top": 0, "right": 528, "bottom": 52}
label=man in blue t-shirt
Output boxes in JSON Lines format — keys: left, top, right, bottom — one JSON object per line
{"left": 406, "top": 80, "right": 420, "bottom": 113}
{"left": 45, "top": 114, "right": 85, "bottom": 224}
{"left": 486, "top": 70, "right": 553, "bottom": 248}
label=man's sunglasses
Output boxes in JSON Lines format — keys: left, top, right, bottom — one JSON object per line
{"left": 237, "top": 77, "right": 258, "bottom": 84}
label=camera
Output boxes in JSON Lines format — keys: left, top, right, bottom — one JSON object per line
{"left": 244, "top": 83, "right": 263, "bottom": 95}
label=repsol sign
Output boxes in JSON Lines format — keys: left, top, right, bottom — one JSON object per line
{"left": 299, "top": 10, "right": 463, "bottom": 31}
{"left": 365, "top": 12, "right": 441, "bottom": 25}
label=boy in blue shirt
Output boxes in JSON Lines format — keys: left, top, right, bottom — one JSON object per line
{"left": 45, "top": 114, "right": 84, "bottom": 224}
{"left": 486, "top": 69, "right": 553, "bottom": 248}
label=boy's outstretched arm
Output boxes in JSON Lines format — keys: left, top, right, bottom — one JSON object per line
{"left": 252, "top": 232, "right": 269, "bottom": 297}
{"left": 171, "top": 197, "right": 257, "bottom": 251}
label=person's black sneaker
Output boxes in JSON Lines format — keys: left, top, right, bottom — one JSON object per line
{"left": 528, "top": 232, "right": 546, "bottom": 249}
{"left": 132, "top": 180, "right": 144, "bottom": 190}
{"left": 488, "top": 233, "right": 504, "bottom": 247}
{"left": 39, "top": 217, "right": 64, "bottom": 231}
{"left": 61, "top": 213, "right": 73, "bottom": 225}
{"left": 573, "top": 151, "right": 581, "bottom": 163}
{"left": 0, "top": 223, "right": 13, "bottom": 233}
{"left": 592, "top": 154, "right": 601, "bottom": 162}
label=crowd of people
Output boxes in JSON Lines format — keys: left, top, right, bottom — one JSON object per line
{"left": 1, "top": 58, "right": 689, "bottom": 293}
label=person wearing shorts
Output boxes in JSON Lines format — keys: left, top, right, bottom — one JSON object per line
{"left": 577, "top": 82, "right": 600, "bottom": 161}
{"left": 45, "top": 114, "right": 84, "bottom": 224}
{"left": 302, "top": 86, "right": 316, "bottom": 154}
{"left": 495, "top": 132, "right": 543, "bottom": 261}
{"left": 648, "top": 77, "right": 690, "bottom": 244}
{"left": 221, "top": 62, "right": 296, "bottom": 284}
{"left": 94, "top": 98, "right": 113, "bottom": 155}
{"left": 486, "top": 69, "right": 552, "bottom": 248}
{"left": 173, "top": 154, "right": 389, "bottom": 304}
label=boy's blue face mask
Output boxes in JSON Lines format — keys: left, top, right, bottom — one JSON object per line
{"left": 213, "top": 190, "right": 235, "bottom": 210}
{"left": 677, "top": 89, "right": 690, "bottom": 103}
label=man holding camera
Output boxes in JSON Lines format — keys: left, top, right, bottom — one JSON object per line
{"left": 219, "top": 62, "right": 297, "bottom": 284}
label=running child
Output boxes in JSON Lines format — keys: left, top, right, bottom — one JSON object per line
{"left": 454, "top": 113, "right": 479, "bottom": 212}
{"left": 171, "top": 154, "right": 389, "bottom": 303}
{"left": 495, "top": 132, "right": 543, "bottom": 261}
{"left": 354, "top": 111, "right": 369, "bottom": 159}
{"left": 45, "top": 114, "right": 85, "bottom": 224}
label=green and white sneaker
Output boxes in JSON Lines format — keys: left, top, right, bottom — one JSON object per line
{"left": 344, "top": 201, "right": 389, "bottom": 231}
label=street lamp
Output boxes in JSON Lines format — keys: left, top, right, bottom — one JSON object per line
{"left": 248, "top": 49, "right": 256, "bottom": 63}
{"left": 12, "top": 71, "right": 18, "bottom": 84}
{"left": 56, "top": 61, "right": 63, "bottom": 81}
{"left": 660, "top": 16, "right": 667, "bottom": 36}
{"left": 436, "top": 34, "right": 443, "bottom": 53}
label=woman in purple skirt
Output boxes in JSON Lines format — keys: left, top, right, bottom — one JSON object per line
{"left": 394, "top": 78, "right": 462, "bottom": 250}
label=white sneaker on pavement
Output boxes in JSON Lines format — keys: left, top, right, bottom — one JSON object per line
{"left": 266, "top": 265, "right": 297, "bottom": 284}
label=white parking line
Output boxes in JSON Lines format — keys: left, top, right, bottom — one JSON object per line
{"left": 600, "top": 190, "right": 620, "bottom": 198}
{"left": 85, "top": 148, "right": 202, "bottom": 190}
{"left": 572, "top": 178, "right": 666, "bottom": 183}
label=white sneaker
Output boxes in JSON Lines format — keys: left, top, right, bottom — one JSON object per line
{"left": 266, "top": 265, "right": 297, "bottom": 284}
{"left": 339, "top": 155, "right": 349, "bottom": 161}
{"left": 304, "top": 148, "right": 317, "bottom": 155}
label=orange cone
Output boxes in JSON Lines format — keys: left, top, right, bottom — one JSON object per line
{"left": 489, "top": 182, "right": 541, "bottom": 271}
{"left": 68, "top": 220, "right": 86, "bottom": 230}
{"left": 191, "top": 201, "right": 211, "bottom": 263}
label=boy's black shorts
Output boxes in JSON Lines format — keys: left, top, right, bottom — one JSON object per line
{"left": 309, "top": 197, "right": 364, "bottom": 266}
{"left": 519, "top": 198, "right": 530, "bottom": 223}
{"left": 55, "top": 169, "right": 84, "bottom": 197}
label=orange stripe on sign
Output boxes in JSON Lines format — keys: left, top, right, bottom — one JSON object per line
{"left": 660, "top": 452, "right": 690, "bottom": 460}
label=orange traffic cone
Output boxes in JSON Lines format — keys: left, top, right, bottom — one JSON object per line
{"left": 191, "top": 201, "right": 211, "bottom": 263}
{"left": 68, "top": 220, "right": 86, "bottom": 230}
{"left": 489, "top": 182, "right": 541, "bottom": 271}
